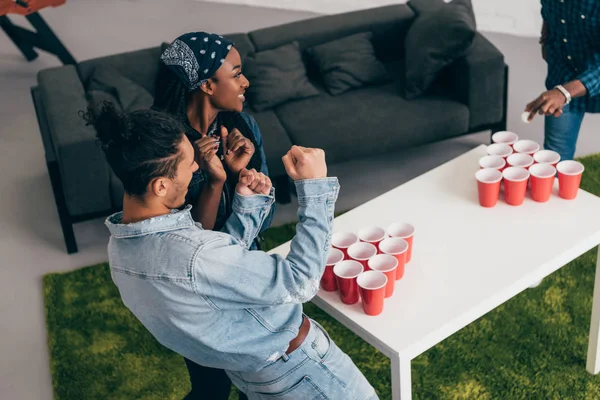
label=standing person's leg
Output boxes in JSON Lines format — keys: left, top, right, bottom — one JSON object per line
{"left": 183, "top": 357, "right": 248, "bottom": 400}
{"left": 544, "top": 105, "right": 585, "bottom": 161}
{"left": 226, "top": 319, "right": 378, "bottom": 400}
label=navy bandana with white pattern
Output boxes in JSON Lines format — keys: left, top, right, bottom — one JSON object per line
{"left": 160, "top": 32, "right": 234, "bottom": 91}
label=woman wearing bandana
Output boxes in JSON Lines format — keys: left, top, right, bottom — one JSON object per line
{"left": 154, "top": 32, "right": 274, "bottom": 244}
{"left": 153, "top": 32, "right": 271, "bottom": 400}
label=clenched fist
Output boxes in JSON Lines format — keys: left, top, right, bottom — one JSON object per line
{"left": 235, "top": 168, "right": 272, "bottom": 196}
{"left": 281, "top": 145, "right": 327, "bottom": 181}
{"left": 222, "top": 126, "right": 255, "bottom": 175}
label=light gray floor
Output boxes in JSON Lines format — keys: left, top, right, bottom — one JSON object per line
{"left": 1, "top": 1, "right": 599, "bottom": 399}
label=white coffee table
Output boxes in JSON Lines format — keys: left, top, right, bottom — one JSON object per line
{"left": 269, "top": 145, "right": 600, "bottom": 399}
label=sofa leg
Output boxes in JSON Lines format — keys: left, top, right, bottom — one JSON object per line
{"left": 274, "top": 176, "right": 291, "bottom": 204}
{"left": 47, "top": 160, "right": 78, "bottom": 254}
{"left": 62, "top": 220, "right": 78, "bottom": 254}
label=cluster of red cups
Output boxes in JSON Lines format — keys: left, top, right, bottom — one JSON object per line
{"left": 476, "top": 131, "right": 585, "bottom": 207}
{"left": 321, "top": 222, "right": 415, "bottom": 316}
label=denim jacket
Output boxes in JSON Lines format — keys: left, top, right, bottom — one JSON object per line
{"left": 105, "top": 178, "right": 340, "bottom": 372}
{"left": 187, "top": 112, "right": 275, "bottom": 247}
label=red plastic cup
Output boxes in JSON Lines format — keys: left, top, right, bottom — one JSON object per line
{"left": 487, "top": 143, "right": 513, "bottom": 159}
{"left": 513, "top": 140, "right": 540, "bottom": 155}
{"left": 347, "top": 242, "right": 378, "bottom": 271}
{"left": 386, "top": 223, "right": 414, "bottom": 263}
{"left": 502, "top": 167, "right": 530, "bottom": 206}
{"left": 333, "top": 260, "right": 363, "bottom": 305}
{"left": 368, "top": 254, "right": 398, "bottom": 297}
{"left": 321, "top": 248, "right": 344, "bottom": 292}
{"left": 357, "top": 271, "right": 387, "bottom": 316}
{"left": 378, "top": 237, "right": 408, "bottom": 279}
{"left": 331, "top": 232, "right": 359, "bottom": 260}
{"left": 529, "top": 163, "right": 556, "bottom": 203}
{"left": 492, "top": 131, "right": 519, "bottom": 147}
{"left": 357, "top": 226, "right": 386, "bottom": 253}
{"left": 506, "top": 153, "right": 534, "bottom": 169}
{"left": 533, "top": 150, "right": 561, "bottom": 167}
{"left": 476, "top": 168, "right": 502, "bottom": 207}
{"left": 557, "top": 160, "right": 585, "bottom": 200}
{"left": 479, "top": 155, "right": 506, "bottom": 171}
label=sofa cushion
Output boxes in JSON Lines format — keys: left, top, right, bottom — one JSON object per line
{"left": 273, "top": 83, "right": 469, "bottom": 164}
{"left": 243, "top": 42, "right": 319, "bottom": 112}
{"left": 242, "top": 108, "right": 293, "bottom": 178}
{"left": 306, "top": 32, "right": 390, "bottom": 96}
{"left": 249, "top": 5, "right": 415, "bottom": 53}
{"left": 87, "top": 65, "right": 154, "bottom": 112}
{"left": 407, "top": 0, "right": 446, "bottom": 14}
{"left": 78, "top": 46, "right": 163, "bottom": 95}
{"left": 403, "top": 0, "right": 476, "bottom": 99}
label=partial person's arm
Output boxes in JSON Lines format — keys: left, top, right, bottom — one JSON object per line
{"left": 192, "top": 177, "right": 339, "bottom": 308}
{"left": 540, "top": 20, "right": 548, "bottom": 61}
{"left": 190, "top": 136, "right": 227, "bottom": 229}
{"left": 222, "top": 185, "right": 275, "bottom": 249}
{"left": 576, "top": 60, "right": 600, "bottom": 98}
{"left": 240, "top": 113, "right": 276, "bottom": 233}
{"left": 191, "top": 180, "right": 224, "bottom": 230}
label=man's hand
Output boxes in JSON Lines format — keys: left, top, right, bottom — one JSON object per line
{"left": 525, "top": 89, "right": 566, "bottom": 121}
{"left": 281, "top": 145, "right": 327, "bottom": 181}
{"left": 235, "top": 168, "right": 272, "bottom": 196}
{"left": 222, "top": 126, "right": 255, "bottom": 175}
{"left": 193, "top": 136, "right": 226, "bottom": 184}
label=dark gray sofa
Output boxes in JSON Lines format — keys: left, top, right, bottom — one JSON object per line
{"left": 31, "top": 3, "right": 507, "bottom": 253}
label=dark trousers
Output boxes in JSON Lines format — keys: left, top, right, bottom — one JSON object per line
{"left": 183, "top": 357, "right": 248, "bottom": 400}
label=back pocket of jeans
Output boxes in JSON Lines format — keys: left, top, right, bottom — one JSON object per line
{"left": 257, "top": 376, "right": 328, "bottom": 399}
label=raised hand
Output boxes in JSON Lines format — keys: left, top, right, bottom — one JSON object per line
{"left": 235, "top": 168, "right": 272, "bottom": 196}
{"left": 193, "top": 136, "right": 226, "bottom": 183}
{"left": 281, "top": 145, "right": 327, "bottom": 181}
{"left": 222, "top": 126, "right": 255, "bottom": 175}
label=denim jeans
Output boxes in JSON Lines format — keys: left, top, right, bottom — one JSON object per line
{"left": 226, "top": 319, "right": 378, "bottom": 400}
{"left": 544, "top": 105, "right": 585, "bottom": 161}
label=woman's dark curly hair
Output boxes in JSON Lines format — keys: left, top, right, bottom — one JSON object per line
{"left": 81, "top": 101, "right": 186, "bottom": 197}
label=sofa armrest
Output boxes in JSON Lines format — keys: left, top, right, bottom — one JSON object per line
{"left": 442, "top": 33, "right": 506, "bottom": 130}
{"left": 37, "top": 65, "right": 112, "bottom": 217}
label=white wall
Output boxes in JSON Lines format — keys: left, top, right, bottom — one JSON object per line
{"left": 198, "top": 0, "right": 543, "bottom": 37}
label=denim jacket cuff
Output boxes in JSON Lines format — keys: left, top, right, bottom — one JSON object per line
{"left": 294, "top": 177, "right": 340, "bottom": 199}
{"left": 232, "top": 187, "right": 275, "bottom": 211}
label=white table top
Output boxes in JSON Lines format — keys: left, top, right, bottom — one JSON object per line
{"left": 269, "top": 145, "right": 600, "bottom": 360}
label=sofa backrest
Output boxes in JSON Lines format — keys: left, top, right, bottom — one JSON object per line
{"left": 77, "top": 46, "right": 164, "bottom": 95}
{"left": 248, "top": 5, "right": 415, "bottom": 61}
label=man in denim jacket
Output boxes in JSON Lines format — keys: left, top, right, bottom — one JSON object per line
{"left": 88, "top": 103, "right": 378, "bottom": 399}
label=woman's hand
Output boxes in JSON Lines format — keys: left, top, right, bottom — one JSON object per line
{"left": 235, "top": 169, "right": 272, "bottom": 196}
{"left": 193, "top": 136, "right": 226, "bottom": 184}
{"left": 221, "top": 126, "right": 255, "bottom": 175}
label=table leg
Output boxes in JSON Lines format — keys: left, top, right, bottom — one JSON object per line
{"left": 391, "top": 355, "right": 412, "bottom": 400}
{"left": 587, "top": 246, "right": 600, "bottom": 374}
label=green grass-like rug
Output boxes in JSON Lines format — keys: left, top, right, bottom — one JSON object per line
{"left": 44, "top": 153, "right": 600, "bottom": 399}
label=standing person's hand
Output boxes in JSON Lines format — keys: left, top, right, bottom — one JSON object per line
{"left": 193, "top": 136, "right": 226, "bottom": 183}
{"left": 525, "top": 89, "right": 566, "bottom": 121}
{"left": 222, "top": 126, "right": 255, "bottom": 175}
{"left": 235, "top": 168, "right": 272, "bottom": 196}
{"left": 281, "top": 145, "right": 327, "bottom": 181}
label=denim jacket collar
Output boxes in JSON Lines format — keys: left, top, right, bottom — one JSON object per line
{"left": 105, "top": 204, "right": 196, "bottom": 238}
